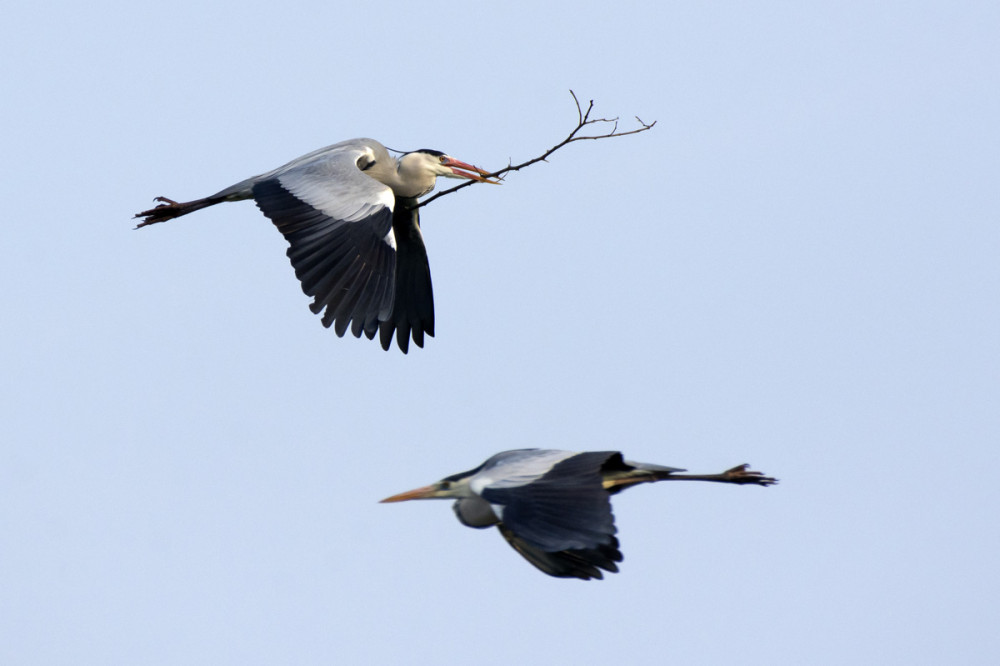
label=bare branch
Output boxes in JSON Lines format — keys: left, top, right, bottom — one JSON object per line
{"left": 414, "top": 90, "right": 656, "bottom": 209}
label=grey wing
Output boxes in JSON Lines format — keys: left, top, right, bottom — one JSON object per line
{"left": 379, "top": 201, "right": 434, "bottom": 353}
{"left": 497, "top": 524, "right": 622, "bottom": 580}
{"left": 481, "top": 451, "right": 619, "bottom": 553}
{"left": 251, "top": 146, "right": 397, "bottom": 340}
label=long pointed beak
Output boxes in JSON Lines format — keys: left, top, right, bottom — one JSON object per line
{"left": 379, "top": 484, "right": 439, "bottom": 503}
{"left": 443, "top": 157, "right": 501, "bottom": 184}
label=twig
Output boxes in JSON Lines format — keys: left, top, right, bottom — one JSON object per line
{"left": 414, "top": 91, "right": 655, "bottom": 209}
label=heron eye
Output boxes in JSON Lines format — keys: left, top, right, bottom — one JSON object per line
{"left": 439, "top": 156, "right": 447, "bottom": 163}
{"left": 439, "top": 481, "right": 452, "bottom": 490}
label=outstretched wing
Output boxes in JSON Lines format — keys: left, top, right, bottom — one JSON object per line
{"left": 251, "top": 143, "right": 397, "bottom": 341}
{"left": 480, "top": 451, "right": 619, "bottom": 552}
{"left": 497, "top": 524, "right": 623, "bottom": 580}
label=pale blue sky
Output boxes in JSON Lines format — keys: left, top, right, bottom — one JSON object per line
{"left": 2, "top": 1, "right": 998, "bottom": 664}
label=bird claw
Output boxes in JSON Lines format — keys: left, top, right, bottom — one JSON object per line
{"left": 723, "top": 464, "right": 778, "bottom": 486}
{"left": 133, "top": 196, "right": 180, "bottom": 228}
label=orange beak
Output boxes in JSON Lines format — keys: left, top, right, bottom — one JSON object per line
{"left": 442, "top": 157, "right": 501, "bottom": 184}
{"left": 379, "top": 484, "right": 440, "bottom": 503}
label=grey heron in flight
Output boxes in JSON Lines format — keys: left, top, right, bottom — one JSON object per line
{"left": 134, "top": 138, "right": 496, "bottom": 352}
{"left": 382, "top": 449, "right": 776, "bottom": 580}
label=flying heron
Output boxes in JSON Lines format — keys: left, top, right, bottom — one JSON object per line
{"left": 381, "top": 449, "right": 777, "bottom": 580}
{"left": 134, "top": 138, "right": 496, "bottom": 352}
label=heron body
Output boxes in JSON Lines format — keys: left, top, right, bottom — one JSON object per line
{"left": 382, "top": 449, "right": 777, "bottom": 580}
{"left": 134, "top": 138, "right": 495, "bottom": 352}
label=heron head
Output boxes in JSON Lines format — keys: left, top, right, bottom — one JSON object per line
{"left": 380, "top": 472, "right": 473, "bottom": 503}
{"left": 400, "top": 149, "right": 498, "bottom": 183}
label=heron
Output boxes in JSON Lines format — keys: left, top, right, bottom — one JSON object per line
{"left": 134, "top": 138, "right": 496, "bottom": 352}
{"left": 381, "top": 449, "right": 777, "bottom": 580}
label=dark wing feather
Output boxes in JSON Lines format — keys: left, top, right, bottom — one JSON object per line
{"left": 252, "top": 178, "right": 396, "bottom": 339}
{"left": 497, "top": 524, "right": 623, "bottom": 580}
{"left": 482, "top": 451, "right": 619, "bottom": 552}
{"left": 378, "top": 201, "right": 434, "bottom": 353}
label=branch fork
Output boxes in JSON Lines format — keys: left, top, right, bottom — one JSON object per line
{"left": 415, "top": 91, "right": 655, "bottom": 209}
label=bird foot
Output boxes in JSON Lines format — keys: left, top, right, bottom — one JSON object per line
{"left": 722, "top": 464, "right": 778, "bottom": 486}
{"left": 134, "top": 196, "right": 181, "bottom": 228}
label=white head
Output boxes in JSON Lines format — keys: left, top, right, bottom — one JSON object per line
{"left": 392, "top": 149, "right": 497, "bottom": 198}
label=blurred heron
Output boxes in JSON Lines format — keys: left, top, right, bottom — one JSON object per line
{"left": 382, "top": 449, "right": 776, "bottom": 580}
{"left": 134, "top": 138, "right": 496, "bottom": 352}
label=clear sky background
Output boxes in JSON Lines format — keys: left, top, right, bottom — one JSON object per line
{"left": 2, "top": 1, "right": 998, "bottom": 664}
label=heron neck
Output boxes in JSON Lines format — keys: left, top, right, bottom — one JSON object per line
{"left": 388, "top": 163, "right": 437, "bottom": 199}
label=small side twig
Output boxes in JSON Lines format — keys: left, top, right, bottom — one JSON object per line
{"left": 415, "top": 90, "right": 655, "bottom": 209}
